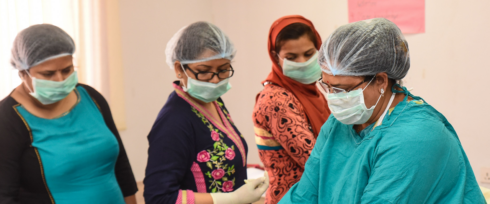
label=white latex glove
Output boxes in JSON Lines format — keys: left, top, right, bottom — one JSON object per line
{"left": 260, "top": 170, "right": 269, "bottom": 190}
{"left": 210, "top": 176, "right": 269, "bottom": 204}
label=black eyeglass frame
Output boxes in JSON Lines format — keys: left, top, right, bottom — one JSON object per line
{"left": 182, "top": 64, "right": 235, "bottom": 81}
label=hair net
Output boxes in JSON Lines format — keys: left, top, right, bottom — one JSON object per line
{"left": 319, "top": 18, "right": 410, "bottom": 80}
{"left": 10, "top": 24, "right": 75, "bottom": 70}
{"left": 165, "top": 21, "right": 235, "bottom": 69}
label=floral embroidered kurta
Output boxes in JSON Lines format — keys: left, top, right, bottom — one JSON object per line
{"left": 253, "top": 84, "right": 327, "bottom": 204}
{"left": 144, "top": 82, "right": 248, "bottom": 204}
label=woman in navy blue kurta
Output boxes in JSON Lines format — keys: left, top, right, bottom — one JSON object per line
{"left": 144, "top": 21, "right": 268, "bottom": 204}
{"left": 144, "top": 82, "right": 248, "bottom": 203}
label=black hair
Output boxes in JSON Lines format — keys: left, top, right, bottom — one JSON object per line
{"left": 274, "top": 23, "right": 318, "bottom": 53}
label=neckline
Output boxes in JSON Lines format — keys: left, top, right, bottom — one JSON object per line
{"left": 15, "top": 88, "right": 81, "bottom": 120}
{"left": 173, "top": 82, "right": 247, "bottom": 166}
{"left": 173, "top": 82, "right": 227, "bottom": 127}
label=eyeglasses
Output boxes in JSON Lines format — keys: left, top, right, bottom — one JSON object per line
{"left": 319, "top": 76, "right": 375, "bottom": 94}
{"left": 183, "top": 64, "right": 235, "bottom": 81}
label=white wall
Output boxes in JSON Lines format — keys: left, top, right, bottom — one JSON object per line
{"left": 119, "top": 0, "right": 490, "bottom": 185}
{"left": 118, "top": 0, "right": 213, "bottom": 181}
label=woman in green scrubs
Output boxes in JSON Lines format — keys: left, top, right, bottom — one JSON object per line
{"left": 279, "top": 18, "right": 485, "bottom": 204}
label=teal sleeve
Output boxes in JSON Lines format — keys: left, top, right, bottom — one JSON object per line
{"left": 278, "top": 117, "right": 333, "bottom": 204}
{"left": 361, "top": 119, "right": 467, "bottom": 204}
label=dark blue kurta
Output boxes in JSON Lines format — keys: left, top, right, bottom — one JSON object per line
{"left": 144, "top": 82, "right": 248, "bottom": 204}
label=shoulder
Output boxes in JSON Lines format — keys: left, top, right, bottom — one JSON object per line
{"left": 0, "top": 95, "right": 21, "bottom": 123}
{"left": 0, "top": 95, "right": 30, "bottom": 143}
{"left": 153, "top": 91, "right": 195, "bottom": 126}
{"left": 254, "top": 85, "right": 304, "bottom": 113}
{"left": 0, "top": 94, "right": 17, "bottom": 110}
{"left": 256, "top": 85, "right": 296, "bottom": 103}
{"left": 376, "top": 100, "right": 457, "bottom": 154}
{"left": 314, "top": 115, "right": 340, "bottom": 150}
{"left": 386, "top": 100, "right": 449, "bottom": 137}
{"left": 160, "top": 91, "right": 193, "bottom": 114}
{"left": 148, "top": 91, "right": 196, "bottom": 140}
{"left": 77, "top": 84, "right": 106, "bottom": 103}
{"left": 319, "top": 114, "right": 339, "bottom": 134}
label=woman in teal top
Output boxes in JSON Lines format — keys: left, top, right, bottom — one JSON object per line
{"left": 279, "top": 18, "right": 485, "bottom": 204}
{"left": 0, "top": 24, "right": 137, "bottom": 203}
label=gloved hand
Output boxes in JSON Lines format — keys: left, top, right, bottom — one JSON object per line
{"left": 259, "top": 170, "right": 269, "bottom": 189}
{"left": 210, "top": 176, "right": 269, "bottom": 204}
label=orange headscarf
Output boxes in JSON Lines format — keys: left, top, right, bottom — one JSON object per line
{"left": 263, "top": 15, "right": 330, "bottom": 137}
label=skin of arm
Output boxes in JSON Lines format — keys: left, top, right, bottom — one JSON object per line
{"left": 195, "top": 193, "right": 214, "bottom": 204}
{"left": 124, "top": 195, "right": 137, "bottom": 204}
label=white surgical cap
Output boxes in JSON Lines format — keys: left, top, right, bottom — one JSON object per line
{"left": 10, "top": 24, "right": 75, "bottom": 70}
{"left": 165, "top": 21, "right": 235, "bottom": 69}
{"left": 319, "top": 18, "right": 410, "bottom": 80}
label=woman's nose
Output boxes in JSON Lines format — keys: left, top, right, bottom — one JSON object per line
{"left": 297, "top": 56, "right": 308, "bottom": 63}
{"left": 52, "top": 72, "right": 64, "bottom": 82}
{"left": 209, "top": 74, "right": 221, "bottom": 84}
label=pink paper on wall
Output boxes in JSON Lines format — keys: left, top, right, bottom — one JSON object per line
{"left": 348, "top": 0, "right": 425, "bottom": 33}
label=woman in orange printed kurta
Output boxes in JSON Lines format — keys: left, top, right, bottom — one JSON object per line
{"left": 252, "top": 15, "right": 331, "bottom": 204}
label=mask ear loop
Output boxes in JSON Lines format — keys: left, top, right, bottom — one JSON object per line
{"left": 361, "top": 76, "right": 376, "bottom": 91}
{"left": 179, "top": 63, "right": 191, "bottom": 91}
{"left": 365, "top": 77, "right": 385, "bottom": 109}
{"left": 20, "top": 70, "right": 35, "bottom": 94}
{"left": 370, "top": 88, "right": 385, "bottom": 109}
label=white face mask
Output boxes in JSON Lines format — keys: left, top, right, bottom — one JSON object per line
{"left": 326, "top": 77, "right": 383, "bottom": 125}
{"left": 180, "top": 64, "right": 232, "bottom": 103}
{"left": 280, "top": 52, "right": 322, "bottom": 84}
{"left": 24, "top": 71, "right": 78, "bottom": 105}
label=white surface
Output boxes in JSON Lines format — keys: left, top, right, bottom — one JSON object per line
{"left": 247, "top": 168, "right": 266, "bottom": 197}
{"left": 247, "top": 168, "right": 265, "bottom": 180}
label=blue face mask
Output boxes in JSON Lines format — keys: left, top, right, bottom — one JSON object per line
{"left": 281, "top": 52, "right": 322, "bottom": 84}
{"left": 180, "top": 64, "right": 232, "bottom": 103}
{"left": 25, "top": 71, "right": 78, "bottom": 105}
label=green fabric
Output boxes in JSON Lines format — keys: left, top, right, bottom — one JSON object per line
{"left": 279, "top": 88, "right": 486, "bottom": 204}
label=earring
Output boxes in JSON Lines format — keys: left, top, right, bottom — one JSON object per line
{"left": 381, "top": 88, "right": 385, "bottom": 95}
{"left": 178, "top": 74, "right": 181, "bottom": 78}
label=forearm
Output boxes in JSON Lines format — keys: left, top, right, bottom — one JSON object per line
{"left": 124, "top": 195, "right": 137, "bottom": 204}
{"left": 195, "top": 193, "right": 214, "bottom": 204}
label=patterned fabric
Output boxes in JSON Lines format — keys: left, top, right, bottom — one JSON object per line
{"left": 144, "top": 82, "right": 248, "bottom": 204}
{"left": 179, "top": 87, "right": 245, "bottom": 193}
{"left": 253, "top": 84, "right": 325, "bottom": 204}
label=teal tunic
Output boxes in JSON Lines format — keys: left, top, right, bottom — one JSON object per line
{"left": 15, "top": 86, "right": 125, "bottom": 204}
{"left": 279, "top": 87, "right": 485, "bottom": 204}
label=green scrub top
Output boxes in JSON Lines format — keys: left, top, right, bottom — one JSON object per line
{"left": 279, "top": 86, "right": 486, "bottom": 204}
